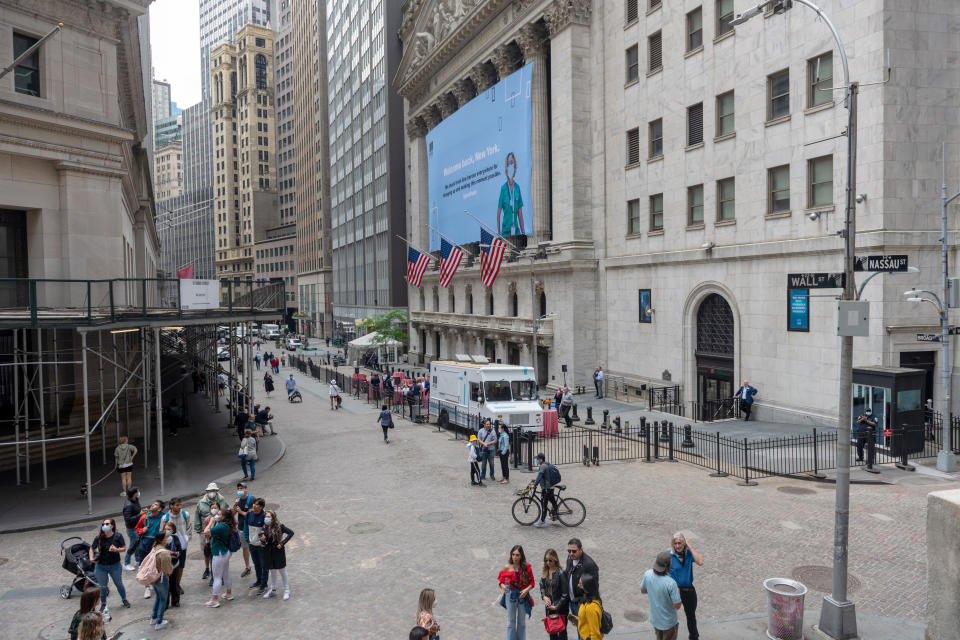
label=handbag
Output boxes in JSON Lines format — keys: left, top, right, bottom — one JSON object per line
{"left": 543, "top": 615, "right": 566, "bottom": 634}
{"left": 237, "top": 445, "right": 247, "bottom": 460}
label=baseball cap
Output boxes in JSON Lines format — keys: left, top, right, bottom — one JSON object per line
{"left": 654, "top": 551, "right": 672, "bottom": 573}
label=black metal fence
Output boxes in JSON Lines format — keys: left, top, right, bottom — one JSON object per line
{"left": 925, "top": 409, "right": 960, "bottom": 453}
{"left": 690, "top": 398, "right": 738, "bottom": 422}
{"left": 648, "top": 385, "right": 683, "bottom": 416}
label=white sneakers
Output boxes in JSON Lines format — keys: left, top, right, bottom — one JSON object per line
{"left": 123, "top": 564, "right": 136, "bottom": 571}
{"left": 283, "top": 590, "right": 290, "bottom": 600}
{"left": 143, "top": 586, "right": 152, "bottom": 598}
{"left": 154, "top": 620, "right": 169, "bottom": 630}
{"left": 262, "top": 588, "right": 275, "bottom": 598}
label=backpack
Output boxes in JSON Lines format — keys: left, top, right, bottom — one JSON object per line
{"left": 600, "top": 606, "right": 614, "bottom": 634}
{"left": 228, "top": 528, "right": 242, "bottom": 553}
{"left": 547, "top": 464, "right": 561, "bottom": 486}
{"left": 136, "top": 548, "right": 160, "bottom": 586}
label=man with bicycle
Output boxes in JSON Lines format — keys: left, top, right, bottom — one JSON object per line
{"left": 531, "top": 453, "right": 560, "bottom": 528}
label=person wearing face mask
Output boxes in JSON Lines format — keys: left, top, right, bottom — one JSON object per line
{"left": 232, "top": 482, "right": 255, "bottom": 578}
{"left": 194, "top": 483, "right": 229, "bottom": 581}
{"left": 203, "top": 499, "right": 236, "bottom": 607}
{"left": 855, "top": 406, "right": 878, "bottom": 467}
{"left": 260, "top": 510, "right": 294, "bottom": 600}
{"left": 162, "top": 497, "right": 190, "bottom": 590}
{"left": 161, "top": 522, "right": 183, "bottom": 608}
{"left": 246, "top": 498, "right": 268, "bottom": 595}
{"left": 89, "top": 518, "right": 130, "bottom": 612}
{"left": 121, "top": 486, "right": 142, "bottom": 570}
{"left": 148, "top": 532, "right": 174, "bottom": 630}
{"left": 135, "top": 500, "right": 165, "bottom": 599}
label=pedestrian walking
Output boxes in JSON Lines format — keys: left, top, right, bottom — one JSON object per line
{"left": 733, "top": 380, "right": 758, "bottom": 421}
{"left": 147, "top": 531, "right": 174, "bottom": 630}
{"left": 68, "top": 588, "right": 102, "bottom": 640}
{"left": 416, "top": 588, "right": 440, "bottom": 640}
{"left": 260, "top": 510, "right": 294, "bottom": 600}
{"left": 254, "top": 353, "right": 261, "bottom": 370}
{"left": 330, "top": 379, "right": 341, "bottom": 409}
{"left": 565, "top": 537, "right": 600, "bottom": 637}
{"left": 477, "top": 419, "right": 497, "bottom": 482}
{"left": 572, "top": 574, "right": 604, "bottom": 640}
{"left": 498, "top": 422, "right": 511, "bottom": 483}
{"left": 285, "top": 374, "right": 297, "bottom": 398}
{"left": 281, "top": 354, "right": 286, "bottom": 368}
{"left": 89, "top": 518, "right": 130, "bottom": 612}
{"left": 246, "top": 498, "right": 268, "bottom": 595}
{"left": 203, "top": 501, "right": 235, "bottom": 607}
{"left": 498, "top": 545, "right": 534, "bottom": 640}
{"left": 540, "top": 548, "right": 569, "bottom": 640}
{"left": 561, "top": 387, "right": 574, "bottom": 427}
{"left": 121, "top": 487, "right": 142, "bottom": 570}
{"left": 162, "top": 498, "right": 190, "bottom": 608}
{"left": 640, "top": 552, "right": 682, "bottom": 640}
{"left": 326, "top": 350, "right": 332, "bottom": 365}
{"left": 263, "top": 371, "right": 274, "bottom": 397}
{"left": 854, "top": 407, "right": 878, "bottom": 464}
{"left": 233, "top": 482, "right": 255, "bottom": 578}
{"left": 218, "top": 372, "right": 226, "bottom": 396}
{"left": 468, "top": 435, "right": 483, "bottom": 486}
{"left": 668, "top": 534, "right": 703, "bottom": 640}
{"left": 194, "top": 483, "right": 230, "bottom": 582}
{"left": 593, "top": 367, "right": 604, "bottom": 399}
{"left": 378, "top": 404, "right": 393, "bottom": 442}
{"left": 239, "top": 429, "right": 258, "bottom": 480}
{"left": 113, "top": 436, "right": 138, "bottom": 496}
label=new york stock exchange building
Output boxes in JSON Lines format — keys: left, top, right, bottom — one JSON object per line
{"left": 393, "top": 0, "right": 960, "bottom": 428}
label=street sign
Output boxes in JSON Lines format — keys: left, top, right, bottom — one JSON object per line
{"left": 854, "top": 254, "right": 909, "bottom": 272}
{"left": 787, "top": 273, "right": 846, "bottom": 289}
{"left": 883, "top": 429, "right": 893, "bottom": 437}
{"left": 917, "top": 334, "right": 942, "bottom": 342}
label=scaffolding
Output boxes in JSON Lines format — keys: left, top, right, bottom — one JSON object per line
{"left": 0, "top": 277, "right": 284, "bottom": 514}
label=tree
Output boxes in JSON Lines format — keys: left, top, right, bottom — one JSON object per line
{"left": 357, "top": 309, "right": 409, "bottom": 347}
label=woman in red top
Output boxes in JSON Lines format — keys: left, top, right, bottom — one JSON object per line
{"left": 498, "top": 545, "right": 534, "bottom": 640}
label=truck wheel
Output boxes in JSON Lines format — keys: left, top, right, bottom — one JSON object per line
{"left": 438, "top": 409, "right": 449, "bottom": 428}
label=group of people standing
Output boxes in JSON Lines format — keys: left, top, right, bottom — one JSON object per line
{"left": 466, "top": 418, "right": 511, "bottom": 486}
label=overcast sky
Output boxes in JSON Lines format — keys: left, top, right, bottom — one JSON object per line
{"left": 149, "top": 0, "right": 202, "bottom": 108}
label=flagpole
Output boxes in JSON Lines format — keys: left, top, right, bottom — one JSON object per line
{"left": 395, "top": 234, "right": 433, "bottom": 260}
{"left": 463, "top": 210, "right": 522, "bottom": 256}
{"left": 426, "top": 224, "right": 479, "bottom": 257}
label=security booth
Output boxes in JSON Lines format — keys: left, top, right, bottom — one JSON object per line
{"left": 851, "top": 366, "right": 926, "bottom": 457}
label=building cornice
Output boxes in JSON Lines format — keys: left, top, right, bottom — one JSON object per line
{"left": 0, "top": 99, "right": 136, "bottom": 144}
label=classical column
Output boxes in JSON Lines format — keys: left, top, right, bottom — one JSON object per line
{"left": 438, "top": 92, "right": 458, "bottom": 119}
{"left": 517, "top": 22, "right": 551, "bottom": 243}
{"left": 452, "top": 77, "right": 476, "bottom": 107}
{"left": 470, "top": 61, "right": 497, "bottom": 93}
{"left": 407, "top": 115, "right": 431, "bottom": 256}
{"left": 491, "top": 42, "right": 521, "bottom": 80}
{"left": 421, "top": 104, "right": 442, "bottom": 131}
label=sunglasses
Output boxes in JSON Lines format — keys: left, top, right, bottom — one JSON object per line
{"left": 567, "top": 549, "right": 578, "bottom": 554}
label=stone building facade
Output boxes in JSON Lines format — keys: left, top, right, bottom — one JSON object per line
{"left": 154, "top": 141, "right": 183, "bottom": 201}
{"left": 394, "top": 0, "right": 960, "bottom": 426}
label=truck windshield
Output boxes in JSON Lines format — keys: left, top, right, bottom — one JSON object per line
{"left": 511, "top": 380, "right": 536, "bottom": 401}
{"left": 483, "top": 381, "right": 512, "bottom": 402}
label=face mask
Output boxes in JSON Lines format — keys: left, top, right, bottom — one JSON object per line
{"left": 214, "top": 514, "right": 220, "bottom": 521}
{"left": 207, "top": 491, "right": 217, "bottom": 499}
{"left": 237, "top": 490, "right": 244, "bottom": 497}
{"left": 165, "top": 530, "right": 174, "bottom": 538}
{"left": 263, "top": 517, "right": 272, "bottom": 525}
{"left": 102, "top": 525, "right": 112, "bottom": 533}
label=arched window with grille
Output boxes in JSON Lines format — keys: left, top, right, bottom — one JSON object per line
{"left": 255, "top": 54, "right": 267, "bottom": 89}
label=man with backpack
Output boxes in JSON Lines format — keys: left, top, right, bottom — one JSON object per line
{"left": 531, "top": 453, "right": 561, "bottom": 527}
{"left": 135, "top": 500, "right": 165, "bottom": 598}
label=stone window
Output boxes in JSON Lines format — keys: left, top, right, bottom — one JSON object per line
{"left": 649, "top": 0, "right": 661, "bottom": 9}
{"left": 808, "top": 155, "right": 833, "bottom": 207}
{"left": 717, "top": 177, "right": 735, "bottom": 221}
{"left": 686, "top": 7, "right": 703, "bottom": 52}
{"left": 716, "top": 0, "right": 735, "bottom": 36}
{"left": 807, "top": 52, "right": 833, "bottom": 107}
{"left": 716, "top": 91, "right": 734, "bottom": 137}
{"left": 539, "top": 291, "right": 547, "bottom": 317}
{"left": 688, "top": 185, "right": 704, "bottom": 225}
{"left": 628, "top": 199, "right": 641, "bottom": 234}
{"left": 648, "top": 118, "right": 663, "bottom": 158}
{"left": 687, "top": 102, "right": 703, "bottom": 146}
{"left": 626, "top": 128, "right": 640, "bottom": 166}
{"left": 650, "top": 193, "right": 664, "bottom": 231}
{"left": 12, "top": 32, "right": 41, "bottom": 96}
{"left": 767, "top": 69, "right": 790, "bottom": 120}
{"left": 255, "top": 37, "right": 266, "bottom": 48}
{"left": 648, "top": 31, "right": 662, "bottom": 73}
{"left": 487, "top": 293, "right": 494, "bottom": 315}
{"left": 255, "top": 54, "right": 268, "bottom": 89}
{"left": 626, "top": 45, "right": 639, "bottom": 83}
{"left": 768, "top": 165, "right": 790, "bottom": 213}
{"left": 467, "top": 292, "right": 474, "bottom": 314}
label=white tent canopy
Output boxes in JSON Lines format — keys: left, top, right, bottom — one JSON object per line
{"left": 347, "top": 331, "right": 403, "bottom": 365}
{"left": 348, "top": 331, "right": 401, "bottom": 348}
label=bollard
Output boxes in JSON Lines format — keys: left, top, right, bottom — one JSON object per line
{"left": 602, "top": 409, "right": 609, "bottom": 429}
{"left": 572, "top": 403, "right": 580, "bottom": 422}
{"left": 613, "top": 416, "right": 621, "bottom": 433}
{"left": 585, "top": 406, "right": 595, "bottom": 425}
{"left": 526, "top": 433, "right": 534, "bottom": 472}
{"left": 682, "top": 424, "right": 695, "bottom": 448}
{"left": 709, "top": 431, "right": 729, "bottom": 477}
{"left": 668, "top": 423, "right": 675, "bottom": 461}
{"left": 659, "top": 422, "right": 670, "bottom": 442}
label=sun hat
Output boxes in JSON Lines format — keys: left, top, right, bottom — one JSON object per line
{"left": 204, "top": 482, "right": 219, "bottom": 492}
{"left": 469, "top": 435, "right": 478, "bottom": 442}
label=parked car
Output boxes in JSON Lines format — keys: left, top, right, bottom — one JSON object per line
{"left": 285, "top": 338, "right": 303, "bottom": 351}
{"left": 217, "top": 346, "right": 230, "bottom": 361}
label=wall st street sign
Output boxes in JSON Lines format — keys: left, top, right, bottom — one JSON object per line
{"left": 787, "top": 273, "right": 846, "bottom": 289}
{"left": 854, "top": 254, "right": 909, "bottom": 272}
{"left": 917, "top": 334, "right": 941, "bottom": 342}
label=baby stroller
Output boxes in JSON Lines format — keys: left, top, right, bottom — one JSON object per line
{"left": 288, "top": 389, "right": 302, "bottom": 403}
{"left": 59, "top": 537, "right": 96, "bottom": 599}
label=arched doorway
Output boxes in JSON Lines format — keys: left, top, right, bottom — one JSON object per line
{"left": 695, "top": 293, "right": 735, "bottom": 420}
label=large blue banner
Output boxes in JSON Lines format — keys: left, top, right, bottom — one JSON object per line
{"left": 426, "top": 63, "right": 534, "bottom": 251}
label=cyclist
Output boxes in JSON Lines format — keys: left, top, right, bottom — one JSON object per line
{"left": 530, "top": 453, "right": 560, "bottom": 528}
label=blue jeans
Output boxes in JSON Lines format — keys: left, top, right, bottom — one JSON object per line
{"left": 505, "top": 588, "right": 526, "bottom": 640}
{"left": 241, "top": 457, "right": 256, "bottom": 479}
{"left": 124, "top": 529, "right": 139, "bottom": 565}
{"left": 93, "top": 562, "right": 126, "bottom": 605}
{"left": 481, "top": 448, "right": 496, "bottom": 479}
{"left": 249, "top": 544, "right": 266, "bottom": 587}
{"left": 151, "top": 575, "right": 169, "bottom": 623}
{"left": 570, "top": 602, "right": 581, "bottom": 640}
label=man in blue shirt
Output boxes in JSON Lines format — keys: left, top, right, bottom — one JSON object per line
{"left": 640, "top": 552, "right": 682, "bottom": 640}
{"left": 476, "top": 419, "right": 497, "bottom": 482}
{"left": 733, "top": 380, "right": 758, "bottom": 421}
{"left": 285, "top": 374, "right": 297, "bottom": 398}
{"left": 668, "top": 534, "right": 704, "bottom": 640}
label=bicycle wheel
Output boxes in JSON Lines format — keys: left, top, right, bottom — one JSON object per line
{"left": 555, "top": 497, "right": 586, "bottom": 527}
{"left": 511, "top": 496, "right": 542, "bottom": 526}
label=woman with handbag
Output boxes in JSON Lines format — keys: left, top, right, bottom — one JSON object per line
{"left": 416, "top": 588, "right": 440, "bottom": 639}
{"left": 260, "top": 509, "right": 294, "bottom": 600}
{"left": 498, "top": 545, "right": 534, "bottom": 640}
{"left": 239, "top": 428, "right": 258, "bottom": 480}
{"left": 540, "top": 549, "right": 569, "bottom": 640}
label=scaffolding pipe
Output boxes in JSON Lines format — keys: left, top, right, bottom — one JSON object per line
{"left": 38, "top": 328, "right": 47, "bottom": 489}
{"left": 123, "top": 333, "right": 131, "bottom": 462}
{"left": 141, "top": 330, "right": 148, "bottom": 469}
{"left": 23, "top": 328, "right": 30, "bottom": 483}
{"left": 53, "top": 328, "right": 61, "bottom": 436}
{"left": 13, "top": 329, "right": 20, "bottom": 485}
{"left": 99, "top": 331, "right": 105, "bottom": 465}
{"left": 81, "top": 332, "right": 93, "bottom": 514}
{"left": 154, "top": 327, "right": 165, "bottom": 496}
{"left": 113, "top": 333, "right": 119, "bottom": 445}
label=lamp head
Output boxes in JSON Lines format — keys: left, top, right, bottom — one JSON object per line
{"left": 906, "top": 266, "right": 920, "bottom": 273}
{"left": 904, "top": 289, "right": 922, "bottom": 296}
{"left": 906, "top": 297, "right": 924, "bottom": 303}
{"left": 731, "top": 5, "right": 765, "bottom": 25}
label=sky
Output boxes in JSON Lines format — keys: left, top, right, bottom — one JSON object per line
{"left": 149, "top": 0, "right": 202, "bottom": 108}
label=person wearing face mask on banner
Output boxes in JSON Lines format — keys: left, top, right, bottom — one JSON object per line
{"left": 496, "top": 152, "right": 526, "bottom": 237}
{"left": 194, "top": 483, "right": 230, "bottom": 583}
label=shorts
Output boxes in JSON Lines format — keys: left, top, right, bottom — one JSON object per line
{"left": 240, "top": 535, "right": 250, "bottom": 550}
{"left": 203, "top": 541, "right": 212, "bottom": 559}
{"left": 117, "top": 464, "right": 133, "bottom": 475}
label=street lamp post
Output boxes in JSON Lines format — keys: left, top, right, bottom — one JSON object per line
{"left": 937, "top": 142, "right": 960, "bottom": 472}
{"left": 733, "top": 1, "right": 859, "bottom": 637}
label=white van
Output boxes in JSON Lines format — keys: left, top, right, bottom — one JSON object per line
{"left": 430, "top": 359, "right": 543, "bottom": 432}
{"left": 261, "top": 323, "right": 281, "bottom": 339}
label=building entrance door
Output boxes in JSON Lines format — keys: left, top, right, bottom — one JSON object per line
{"left": 695, "top": 293, "right": 735, "bottom": 421}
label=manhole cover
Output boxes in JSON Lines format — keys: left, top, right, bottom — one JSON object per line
{"left": 38, "top": 619, "right": 71, "bottom": 640}
{"left": 623, "top": 610, "right": 647, "bottom": 622}
{"left": 792, "top": 565, "right": 861, "bottom": 593}
{"left": 418, "top": 511, "right": 453, "bottom": 523}
{"left": 777, "top": 486, "right": 816, "bottom": 495}
{"left": 348, "top": 522, "right": 383, "bottom": 534}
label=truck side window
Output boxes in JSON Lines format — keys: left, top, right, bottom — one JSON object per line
{"left": 470, "top": 383, "right": 480, "bottom": 402}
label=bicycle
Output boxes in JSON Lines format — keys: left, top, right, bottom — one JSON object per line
{"left": 511, "top": 482, "right": 586, "bottom": 527}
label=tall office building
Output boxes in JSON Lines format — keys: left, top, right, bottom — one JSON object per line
{"left": 292, "top": 0, "right": 331, "bottom": 338}
{"left": 272, "top": 0, "right": 295, "bottom": 226}
{"left": 210, "top": 23, "right": 280, "bottom": 281}
{"left": 326, "top": 0, "right": 406, "bottom": 335}
{"left": 154, "top": 141, "right": 183, "bottom": 201}
{"left": 152, "top": 78, "right": 172, "bottom": 121}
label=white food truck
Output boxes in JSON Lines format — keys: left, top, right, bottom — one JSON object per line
{"left": 430, "top": 358, "right": 543, "bottom": 432}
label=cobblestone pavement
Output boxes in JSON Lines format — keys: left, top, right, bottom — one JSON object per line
{"left": 0, "top": 362, "right": 943, "bottom": 639}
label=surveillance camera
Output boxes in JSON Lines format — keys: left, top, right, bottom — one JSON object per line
{"left": 855, "top": 193, "right": 867, "bottom": 204}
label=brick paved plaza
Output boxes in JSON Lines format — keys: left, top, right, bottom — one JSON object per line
{"left": 0, "top": 368, "right": 944, "bottom": 639}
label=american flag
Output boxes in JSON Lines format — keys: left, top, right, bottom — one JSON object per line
{"left": 406, "top": 247, "right": 431, "bottom": 287}
{"left": 438, "top": 238, "right": 464, "bottom": 288}
{"left": 480, "top": 228, "right": 506, "bottom": 288}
